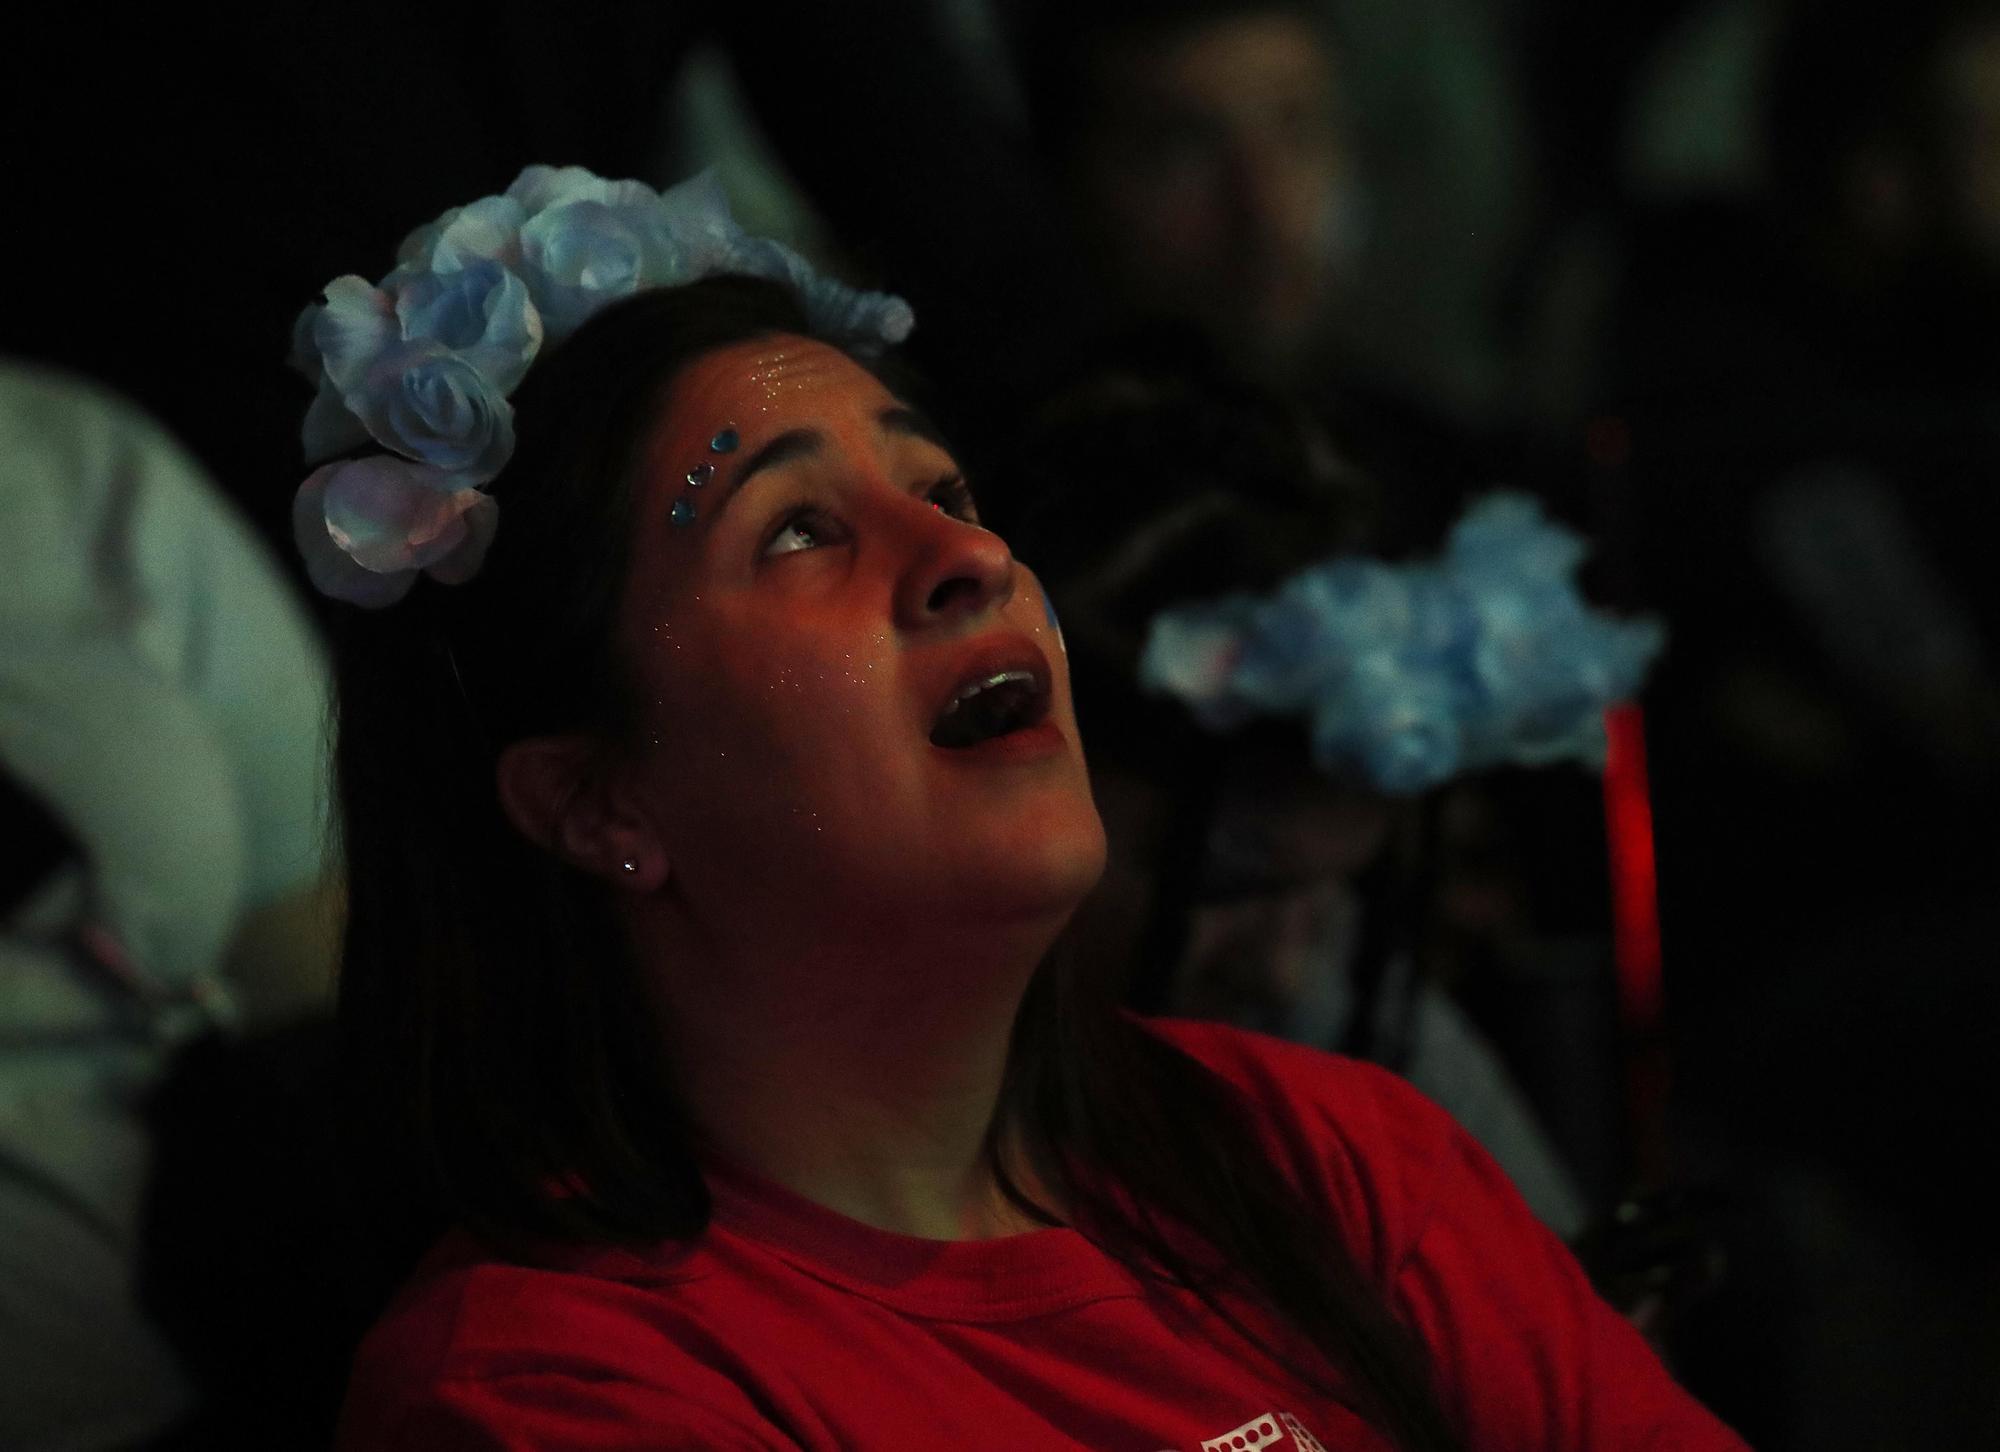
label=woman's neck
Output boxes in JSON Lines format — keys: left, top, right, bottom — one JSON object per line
{"left": 638, "top": 905, "right": 1064, "bottom": 1241}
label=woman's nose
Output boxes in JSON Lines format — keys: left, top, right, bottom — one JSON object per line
{"left": 894, "top": 500, "right": 1015, "bottom": 629}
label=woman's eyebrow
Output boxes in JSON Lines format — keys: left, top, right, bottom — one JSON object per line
{"left": 704, "top": 407, "right": 951, "bottom": 528}
{"left": 730, "top": 428, "right": 825, "bottom": 492}
{"left": 878, "top": 405, "right": 950, "bottom": 451}
{"left": 706, "top": 427, "right": 826, "bottom": 527}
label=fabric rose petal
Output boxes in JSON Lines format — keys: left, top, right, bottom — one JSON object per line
{"left": 1316, "top": 658, "right": 1465, "bottom": 793}
{"left": 310, "top": 276, "right": 399, "bottom": 397}
{"left": 518, "top": 200, "right": 653, "bottom": 341}
{"left": 1137, "top": 603, "right": 1255, "bottom": 729}
{"left": 294, "top": 457, "right": 497, "bottom": 609}
{"left": 392, "top": 262, "right": 544, "bottom": 395}
{"left": 727, "top": 234, "right": 914, "bottom": 354}
{"left": 347, "top": 341, "right": 517, "bottom": 482}
{"left": 392, "top": 195, "right": 530, "bottom": 278}
{"left": 653, "top": 172, "right": 751, "bottom": 275}
{"left": 300, "top": 378, "right": 372, "bottom": 463}
{"left": 505, "top": 164, "right": 660, "bottom": 216}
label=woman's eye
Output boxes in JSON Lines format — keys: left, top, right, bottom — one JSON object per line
{"left": 763, "top": 508, "right": 839, "bottom": 558}
{"left": 761, "top": 478, "right": 974, "bottom": 560}
{"left": 927, "top": 474, "right": 980, "bottom": 525}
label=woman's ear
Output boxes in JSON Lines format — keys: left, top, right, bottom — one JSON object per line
{"left": 495, "top": 735, "right": 669, "bottom": 892}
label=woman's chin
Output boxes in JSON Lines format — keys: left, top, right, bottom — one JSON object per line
{"left": 941, "top": 813, "right": 1109, "bottom": 929}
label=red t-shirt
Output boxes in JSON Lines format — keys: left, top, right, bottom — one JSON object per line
{"left": 337, "top": 1020, "right": 1748, "bottom": 1450}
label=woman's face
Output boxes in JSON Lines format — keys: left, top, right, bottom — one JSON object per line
{"left": 615, "top": 335, "right": 1106, "bottom": 943}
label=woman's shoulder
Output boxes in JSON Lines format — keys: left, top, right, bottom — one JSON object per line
{"left": 1141, "top": 1017, "right": 1751, "bottom": 1449}
{"left": 337, "top": 1230, "right": 775, "bottom": 1450}
{"left": 1140, "top": 1014, "right": 1458, "bottom": 1150}
{"left": 1137, "top": 1015, "right": 1469, "bottom": 1274}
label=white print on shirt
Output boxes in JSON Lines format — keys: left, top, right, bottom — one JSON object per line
{"left": 1201, "top": 1412, "right": 1281, "bottom": 1452}
{"left": 1148, "top": 1408, "right": 1330, "bottom": 1452}
{"left": 1276, "top": 1412, "right": 1330, "bottom": 1451}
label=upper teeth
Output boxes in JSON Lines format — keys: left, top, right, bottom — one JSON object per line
{"left": 945, "top": 669, "right": 1033, "bottom": 713}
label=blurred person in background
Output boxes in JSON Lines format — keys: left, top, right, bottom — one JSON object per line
{"left": 1004, "top": 0, "right": 1550, "bottom": 547}
{"left": 1016, "top": 0, "right": 1350, "bottom": 387}
{"left": 0, "top": 364, "right": 338, "bottom": 1449}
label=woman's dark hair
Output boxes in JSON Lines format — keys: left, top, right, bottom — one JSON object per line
{"left": 333, "top": 276, "right": 1460, "bottom": 1451}
{"left": 334, "top": 276, "right": 820, "bottom": 1248}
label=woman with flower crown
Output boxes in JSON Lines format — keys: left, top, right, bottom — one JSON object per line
{"left": 303, "top": 166, "right": 1747, "bottom": 1451}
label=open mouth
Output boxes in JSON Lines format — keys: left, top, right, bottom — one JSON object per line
{"left": 929, "top": 667, "right": 1052, "bottom": 749}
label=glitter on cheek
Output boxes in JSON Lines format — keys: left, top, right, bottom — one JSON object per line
{"left": 836, "top": 651, "right": 881, "bottom": 693}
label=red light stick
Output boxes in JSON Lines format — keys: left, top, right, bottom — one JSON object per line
{"left": 1603, "top": 702, "right": 1669, "bottom": 1190}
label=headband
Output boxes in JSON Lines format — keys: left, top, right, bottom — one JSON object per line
{"left": 1139, "top": 493, "right": 1665, "bottom": 792}
{"left": 288, "top": 166, "right": 914, "bottom": 607}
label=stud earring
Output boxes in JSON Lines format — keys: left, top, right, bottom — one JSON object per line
{"left": 620, "top": 859, "right": 639, "bottom": 875}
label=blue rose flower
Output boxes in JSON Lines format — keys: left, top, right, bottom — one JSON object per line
{"left": 1447, "top": 492, "right": 1587, "bottom": 591}
{"left": 655, "top": 171, "right": 752, "bottom": 274}
{"left": 1496, "top": 612, "right": 1663, "bottom": 768}
{"left": 1230, "top": 582, "right": 1344, "bottom": 710}
{"left": 311, "top": 275, "right": 397, "bottom": 396}
{"left": 519, "top": 200, "right": 653, "bottom": 340}
{"left": 392, "top": 260, "right": 544, "bottom": 395}
{"left": 288, "top": 302, "right": 322, "bottom": 380}
{"left": 300, "top": 377, "right": 371, "bottom": 463}
{"left": 1313, "top": 659, "right": 1464, "bottom": 794}
{"left": 347, "top": 340, "right": 516, "bottom": 482}
{"left": 1139, "top": 601, "right": 1257, "bottom": 728}
{"left": 293, "top": 457, "right": 497, "bottom": 608}
{"left": 726, "top": 234, "right": 914, "bottom": 350}
{"left": 296, "top": 276, "right": 400, "bottom": 461}
{"left": 1297, "top": 560, "right": 1419, "bottom": 651}
{"left": 1398, "top": 570, "right": 1483, "bottom": 681}
{"left": 392, "top": 195, "right": 529, "bottom": 277}
{"left": 506, "top": 164, "right": 659, "bottom": 217}
{"left": 1221, "top": 561, "right": 1389, "bottom": 711}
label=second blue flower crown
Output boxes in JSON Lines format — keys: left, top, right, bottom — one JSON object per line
{"left": 289, "top": 165, "right": 914, "bottom": 607}
{"left": 1139, "top": 494, "right": 1666, "bottom": 792}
